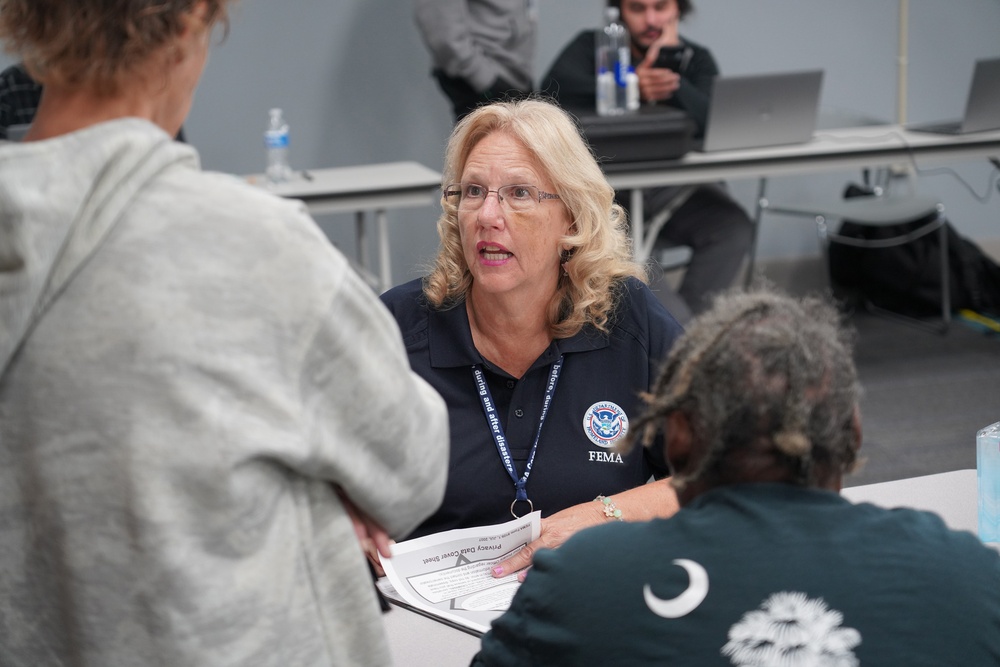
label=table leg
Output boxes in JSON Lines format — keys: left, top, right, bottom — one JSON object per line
{"left": 630, "top": 189, "right": 644, "bottom": 262}
{"left": 356, "top": 211, "right": 369, "bottom": 274}
{"left": 745, "top": 177, "right": 769, "bottom": 287}
{"left": 639, "top": 185, "right": 696, "bottom": 262}
{"left": 377, "top": 209, "right": 392, "bottom": 292}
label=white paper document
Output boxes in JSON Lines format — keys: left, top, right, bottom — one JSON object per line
{"left": 379, "top": 512, "right": 541, "bottom": 635}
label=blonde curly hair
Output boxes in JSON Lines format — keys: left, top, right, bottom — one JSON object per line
{"left": 424, "top": 98, "right": 646, "bottom": 338}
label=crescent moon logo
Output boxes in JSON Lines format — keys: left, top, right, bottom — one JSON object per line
{"left": 643, "top": 559, "right": 709, "bottom": 619}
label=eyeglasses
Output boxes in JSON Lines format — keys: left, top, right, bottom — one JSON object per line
{"left": 444, "top": 183, "right": 561, "bottom": 212}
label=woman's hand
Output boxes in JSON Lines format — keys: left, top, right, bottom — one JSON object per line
{"left": 336, "top": 487, "right": 392, "bottom": 576}
{"left": 489, "top": 479, "right": 679, "bottom": 581}
{"left": 490, "top": 499, "right": 607, "bottom": 581}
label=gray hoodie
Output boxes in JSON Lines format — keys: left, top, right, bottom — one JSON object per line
{"left": 0, "top": 118, "right": 449, "bottom": 666}
{"left": 414, "top": 0, "right": 537, "bottom": 92}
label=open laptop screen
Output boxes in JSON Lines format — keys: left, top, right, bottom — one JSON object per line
{"left": 701, "top": 70, "right": 824, "bottom": 152}
{"left": 907, "top": 57, "right": 1000, "bottom": 135}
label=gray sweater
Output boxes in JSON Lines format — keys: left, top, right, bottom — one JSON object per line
{"left": 414, "top": 0, "right": 536, "bottom": 92}
{"left": 0, "top": 118, "right": 449, "bottom": 666}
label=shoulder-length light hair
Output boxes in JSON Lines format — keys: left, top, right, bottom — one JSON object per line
{"left": 424, "top": 98, "right": 645, "bottom": 338}
{"left": 0, "top": 0, "right": 233, "bottom": 96}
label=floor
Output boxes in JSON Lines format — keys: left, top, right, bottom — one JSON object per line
{"left": 842, "top": 309, "right": 1000, "bottom": 487}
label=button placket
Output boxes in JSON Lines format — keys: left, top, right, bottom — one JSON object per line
{"left": 505, "top": 373, "right": 535, "bottom": 458}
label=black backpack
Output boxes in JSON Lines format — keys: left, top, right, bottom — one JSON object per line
{"left": 828, "top": 184, "right": 1000, "bottom": 317}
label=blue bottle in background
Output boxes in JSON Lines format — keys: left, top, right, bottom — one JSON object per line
{"left": 977, "top": 420, "right": 1000, "bottom": 543}
{"left": 264, "top": 108, "right": 291, "bottom": 185}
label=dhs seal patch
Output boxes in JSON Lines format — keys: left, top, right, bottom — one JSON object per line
{"left": 583, "top": 401, "right": 629, "bottom": 448}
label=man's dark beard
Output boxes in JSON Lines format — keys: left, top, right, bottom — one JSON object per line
{"left": 631, "top": 35, "right": 650, "bottom": 58}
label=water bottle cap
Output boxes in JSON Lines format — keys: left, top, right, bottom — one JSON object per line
{"left": 604, "top": 6, "right": 619, "bottom": 22}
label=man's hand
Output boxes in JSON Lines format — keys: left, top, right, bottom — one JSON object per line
{"left": 635, "top": 64, "right": 681, "bottom": 103}
{"left": 490, "top": 499, "right": 607, "bottom": 581}
{"left": 635, "top": 37, "right": 682, "bottom": 103}
{"left": 660, "top": 12, "right": 680, "bottom": 47}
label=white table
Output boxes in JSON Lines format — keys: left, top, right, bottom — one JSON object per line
{"left": 602, "top": 125, "right": 1000, "bottom": 263}
{"left": 384, "top": 603, "right": 482, "bottom": 666}
{"left": 382, "top": 469, "right": 987, "bottom": 666}
{"left": 250, "top": 161, "right": 441, "bottom": 291}
{"left": 841, "top": 468, "right": 979, "bottom": 533}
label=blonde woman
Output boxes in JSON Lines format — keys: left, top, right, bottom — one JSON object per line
{"left": 381, "top": 99, "right": 683, "bottom": 577}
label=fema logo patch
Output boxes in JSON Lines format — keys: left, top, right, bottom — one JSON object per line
{"left": 583, "top": 401, "right": 629, "bottom": 448}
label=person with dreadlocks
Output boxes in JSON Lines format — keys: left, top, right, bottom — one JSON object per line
{"left": 472, "top": 288, "right": 1000, "bottom": 667}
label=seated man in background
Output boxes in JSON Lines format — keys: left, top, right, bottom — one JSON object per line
{"left": 542, "top": 0, "right": 752, "bottom": 320}
{"left": 473, "top": 288, "right": 1000, "bottom": 666}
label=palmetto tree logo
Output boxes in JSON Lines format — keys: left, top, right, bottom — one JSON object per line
{"left": 721, "top": 591, "right": 861, "bottom": 667}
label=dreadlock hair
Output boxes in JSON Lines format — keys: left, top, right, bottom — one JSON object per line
{"left": 632, "top": 287, "right": 862, "bottom": 493}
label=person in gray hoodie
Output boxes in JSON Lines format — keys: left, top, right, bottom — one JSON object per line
{"left": 414, "top": 0, "right": 537, "bottom": 122}
{"left": 0, "top": 1, "right": 448, "bottom": 666}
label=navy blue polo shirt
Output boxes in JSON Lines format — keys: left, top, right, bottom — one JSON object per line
{"left": 380, "top": 277, "right": 683, "bottom": 539}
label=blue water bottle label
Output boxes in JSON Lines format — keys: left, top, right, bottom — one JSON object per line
{"left": 616, "top": 48, "right": 630, "bottom": 86}
{"left": 265, "top": 130, "right": 289, "bottom": 149}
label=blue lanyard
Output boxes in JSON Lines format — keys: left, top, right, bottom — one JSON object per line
{"left": 472, "top": 356, "right": 564, "bottom": 518}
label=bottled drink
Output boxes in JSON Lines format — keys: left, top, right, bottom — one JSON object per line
{"left": 595, "top": 7, "right": 631, "bottom": 115}
{"left": 625, "top": 66, "right": 640, "bottom": 112}
{"left": 264, "top": 108, "right": 291, "bottom": 185}
{"left": 978, "top": 421, "right": 1000, "bottom": 543}
{"left": 596, "top": 66, "right": 616, "bottom": 116}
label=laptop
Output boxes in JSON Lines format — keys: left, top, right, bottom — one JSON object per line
{"left": 700, "top": 70, "right": 824, "bottom": 152}
{"left": 907, "top": 57, "right": 1000, "bottom": 135}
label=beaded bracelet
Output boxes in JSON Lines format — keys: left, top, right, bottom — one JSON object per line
{"left": 595, "top": 495, "right": 623, "bottom": 521}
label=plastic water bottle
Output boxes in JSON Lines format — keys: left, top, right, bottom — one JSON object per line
{"left": 596, "top": 66, "right": 616, "bottom": 116}
{"left": 264, "top": 108, "right": 291, "bottom": 185}
{"left": 978, "top": 421, "right": 1000, "bottom": 543}
{"left": 625, "top": 66, "right": 640, "bottom": 112}
{"left": 595, "top": 7, "right": 631, "bottom": 115}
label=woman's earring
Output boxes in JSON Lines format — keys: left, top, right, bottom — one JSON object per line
{"left": 560, "top": 248, "right": 573, "bottom": 277}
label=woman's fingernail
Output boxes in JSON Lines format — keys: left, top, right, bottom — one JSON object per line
{"left": 493, "top": 566, "right": 504, "bottom": 576}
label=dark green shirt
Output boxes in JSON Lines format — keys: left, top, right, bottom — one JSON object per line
{"left": 474, "top": 484, "right": 1000, "bottom": 666}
